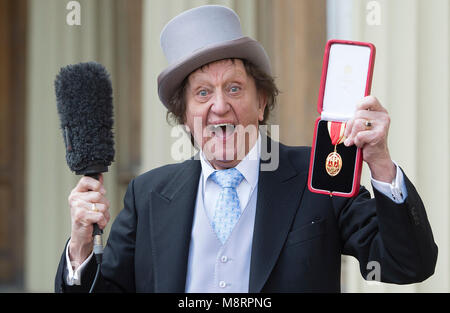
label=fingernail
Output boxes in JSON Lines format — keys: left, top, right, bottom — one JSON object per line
{"left": 100, "top": 187, "right": 106, "bottom": 194}
{"left": 344, "top": 139, "right": 349, "bottom": 146}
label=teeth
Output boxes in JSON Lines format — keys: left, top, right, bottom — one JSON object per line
{"left": 211, "top": 123, "right": 235, "bottom": 130}
{"left": 210, "top": 123, "right": 236, "bottom": 136}
{"left": 213, "top": 123, "right": 233, "bottom": 128}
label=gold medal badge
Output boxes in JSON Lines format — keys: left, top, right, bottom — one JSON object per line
{"left": 325, "top": 121, "right": 346, "bottom": 176}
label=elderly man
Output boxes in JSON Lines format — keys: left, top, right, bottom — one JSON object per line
{"left": 55, "top": 5, "right": 437, "bottom": 293}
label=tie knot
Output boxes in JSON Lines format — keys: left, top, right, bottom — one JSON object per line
{"left": 210, "top": 168, "right": 244, "bottom": 189}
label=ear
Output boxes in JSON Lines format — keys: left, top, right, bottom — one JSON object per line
{"left": 182, "top": 122, "right": 190, "bottom": 134}
{"left": 258, "top": 93, "right": 268, "bottom": 122}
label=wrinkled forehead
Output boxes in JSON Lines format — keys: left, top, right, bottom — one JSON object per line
{"left": 187, "top": 59, "right": 248, "bottom": 84}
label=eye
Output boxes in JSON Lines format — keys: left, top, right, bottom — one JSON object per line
{"left": 229, "top": 86, "right": 241, "bottom": 93}
{"left": 197, "top": 89, "right": 208, "bottom": 97}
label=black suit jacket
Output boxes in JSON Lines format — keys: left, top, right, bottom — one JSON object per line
{"left": 55, "top": 141, "right": 437, "bottom": 292}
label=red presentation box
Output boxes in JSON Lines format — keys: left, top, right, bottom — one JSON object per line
{"left": 308, "top": 39, "right": 376, "bottom": 198}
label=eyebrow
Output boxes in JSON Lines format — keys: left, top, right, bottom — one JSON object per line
{"left": 189, "top": 69, "right": 247, "bottom": 87}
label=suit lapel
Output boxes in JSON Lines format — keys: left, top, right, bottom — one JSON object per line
{"left": 249, "top": 142, "right": 308, "bottom": 292}
{"left": 150, "top": 159, "right": 201, "bottom": 292}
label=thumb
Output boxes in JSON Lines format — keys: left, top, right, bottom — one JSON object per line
{"left": 98, "top": 173, "right": 104, "bottom": 185}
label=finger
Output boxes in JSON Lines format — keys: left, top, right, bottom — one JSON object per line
{"left": 345, "top": 118, "right": 373, "bottom": 146}
{"left": 88, "top": 201, "right": 109, "bottom": 213}
{"left": 344, "top": 119, "right": 354, "bottom": 139}
{"left": 89, "top": 193, "right": 110, "bottom": 207}
{"left": 69, "top": 196, "right": 110, "bottom": 221}
{"left": 353, "top": 130, "right": 380, "bottom": 148}
{"left": 353, "top": 109, "right": 386, "bottom": 121}
{"left": 70, "top": 198, "right": 108, "bottom": 214}
{"left": 74, "top": 176, "right": 106, "bottom": 194}
{"left": 88, "top": 210, "right": 109, "bottom": 229}
{"left": 356, "top": 118, "right": 377, "bottom": 134}
{"left": 344, "top": 135, "right": 355, "bottom": 147}
{"left": 72, "top": 204, "right": 102, "bottom": 225}
{"left": 86, "top": 199, "right": 110, "bottom": 221}
{"left": 84, "top": 210, "right": 109, "bottom": 229}
{"left": 70, "top": 191, "right": 107, "bottom": 205}
{"left": 72, "top": 203, "right": 109, "bottom": 229}
{"left": 90, "top": 202, "right": 111, "bottom": 223}
{"left": 357, "top": 96, "right": 387, "bottom": 113}
{"left": 98, "top": 173, "right": 104, "bottom": 186}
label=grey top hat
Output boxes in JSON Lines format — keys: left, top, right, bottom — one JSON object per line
{"left": 157, "top": 5, "right": 272, "bottom": 108}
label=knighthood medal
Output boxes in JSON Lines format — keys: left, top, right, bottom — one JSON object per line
{"left": 325, "top": 121, "right": 347, "bottom": 177}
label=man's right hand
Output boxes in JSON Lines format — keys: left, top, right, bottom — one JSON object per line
{"left": 68, "top": 174, "right": 110, "bottom": 268}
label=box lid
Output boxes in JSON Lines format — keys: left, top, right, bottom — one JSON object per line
{"left": 317, "top": 40, "right": 376, "bottom": 121}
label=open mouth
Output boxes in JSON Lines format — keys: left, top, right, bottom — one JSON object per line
{"left": 209, "top": 123, "right": 236, "bottom": 138}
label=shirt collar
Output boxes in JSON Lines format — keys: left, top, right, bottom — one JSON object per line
{"left": 200, "top": 133, "right": 261, "bottom": 189}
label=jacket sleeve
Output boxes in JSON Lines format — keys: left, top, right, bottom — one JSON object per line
{"left": 54, "top": 239, "right": 99, "bottom": 293}
{"left": 335, "top": 168, "right": 438, "bottom": 284}
{"left": 55, "top": 179, "right": 138, "bottom": 293}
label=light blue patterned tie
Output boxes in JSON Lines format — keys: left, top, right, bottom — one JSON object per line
{"left": 210, "top": 168, "right": 244, "bottom": 244}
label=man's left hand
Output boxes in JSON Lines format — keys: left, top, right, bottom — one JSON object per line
{"left": 343, "top": 95, "right": 396, "bottom": 183}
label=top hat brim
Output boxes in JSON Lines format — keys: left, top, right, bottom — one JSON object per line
{"left": 157, "top": 36, "right": 272, "bottom": 109}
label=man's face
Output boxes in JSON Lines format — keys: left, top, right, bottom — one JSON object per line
{"left": 184, "top": 59, "right": 266, "bottom": 170}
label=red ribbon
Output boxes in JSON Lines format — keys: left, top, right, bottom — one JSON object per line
{"left": 329, "top": 121, "right": 346, "bottom": 145}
